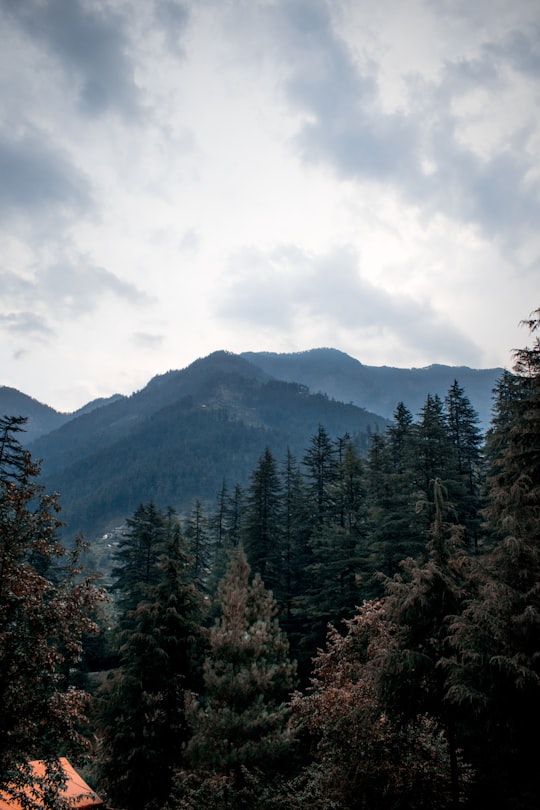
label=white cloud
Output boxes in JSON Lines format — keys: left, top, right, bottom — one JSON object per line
{"left": 0, "top": 0, "right": 537, "bottom": 410}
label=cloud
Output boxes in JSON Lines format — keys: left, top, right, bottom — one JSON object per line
{"left": 154, "top": 0, "right": 190, "bottom": 54}
{"left": 39, "top": 259, "right": 152, "bottom": 316}
{"left": 216, "top": 243, "right": 480, "bottom": 364}
{"left": 1, "top": 251, "right": 152, "bottom": 335}
{"left": 0, "top": 312, "right": 54, "bottom": 341}
{"left": 264, "top": 0, "right": 540, "bottom": 244}
{"left": 485, "top": 27, "right": 540, "bottom": 78}
{"left": 0, "top": 129, "right": 93, "bottom": 217}
{"left": 132, "top": 332, "right": 164, "bottom": 349}
{"left": 2, "top": 0, "right": 141, "bottom": 118}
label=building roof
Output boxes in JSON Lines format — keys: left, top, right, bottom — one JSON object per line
{"left": 0, "top": 758, "right": 103, "bottom": 810}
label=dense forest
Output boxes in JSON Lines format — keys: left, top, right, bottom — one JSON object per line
{"left": 1, "top": 311, "right": 539, "bottom": 810}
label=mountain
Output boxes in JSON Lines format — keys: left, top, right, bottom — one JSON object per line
{"left": 241, "top": 348, "right": 503, "bottom": 427}
{"left": 4, "top": 348, "right": 504, "bottom": 541}
{"left": 0, "top": 387, "right": 126, "bottom": 444}
{"left": 0, "top": 386, "right": 68, "bottom": 443}
{"left": 28, "top": 351, "right": 388, "bottom": 539}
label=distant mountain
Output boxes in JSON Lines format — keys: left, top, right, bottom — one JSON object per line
{"left": 71, "top": 393, "right": 125, "bottom": 419}
{"left": 0, "top": 387, "right": 68, "bottom": 443}
{"left": 29, "top": 351, "right": 388, "bottom": 540}
{"left": 3, "top": 348, "right": 504, "bottom": 541}
{"left": 0, "top": 387, "right": 126, "bottom": 444}
{"left": 241, "top": 349, "right": 503, "bottom": 428}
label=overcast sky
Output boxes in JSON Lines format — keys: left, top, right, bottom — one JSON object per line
{"left": 1, "top": 0, "right": 539, "bottom": 412}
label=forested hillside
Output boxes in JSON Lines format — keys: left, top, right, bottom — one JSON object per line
{"left": 242, "top": 348, "right": 502, "bottom": 427}
{"left": 1, "top": 315, "right": 539, "bottom": 810}
{"left": 28, "top": 351, "right": 388, "bottom": 539}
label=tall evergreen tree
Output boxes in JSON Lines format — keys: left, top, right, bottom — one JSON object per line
{"left": 366, "top": 404, "right": 422, "bottom": 584}
{"left": 281, "top": 449, "right": 311, "bottom": 622}
{"left": 209, "top": 480, "right": 229, "bottom": 558}
{"left": 444, "top": 380, "right": 484, "bottom": 551}
{"left": 227, "top": 484, "right": 245, "bottom": 548}
{"left": 0, "top": 417, "right": 102, "bottom": 806}
{"left": 410, "top": 394, "right": 463, "bottom": 541}
{"left": 242, "top": 448, "right": 283, "bottom": 599}
{"left": 182, "top": 547, "right": 296, "bottom": 807}
{"left": 96, "top": 519, "right": 205, "bottom": 810}
{"left": 301, "top": 438, "right": 368, "bottom": 666}
{"left": 186, "top": 498, "right": 212, "bottom": 584}
{"left": 302, "top": 425, "right": 339, "bottom": 528}
{"left": 379, "top": 479, "right": 474, "bottom": 808}
{"left": 447, "top": 310, "right": 540, "bottom": 808}
{"left": 291, "top": 600, "right": 464, "bottom": 810}
{"left": 309, "top": 440, "right": 366, "bottom": 621}
{"left": 111, "top": 501, "right": 167, "bottom": 623}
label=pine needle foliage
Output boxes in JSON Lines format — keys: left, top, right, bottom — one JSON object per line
{"left": 182, "top": 547, "right": 296, "bottom": 807}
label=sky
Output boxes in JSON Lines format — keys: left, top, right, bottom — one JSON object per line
{"left": 1, "top": 0, "right": 539, "bottom": 412}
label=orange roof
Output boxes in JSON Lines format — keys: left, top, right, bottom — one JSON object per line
{"left": 0, "top": 758, "right": 103, "bottom": 810}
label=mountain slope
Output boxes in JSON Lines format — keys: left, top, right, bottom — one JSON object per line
{"left": 0, "top": 387, "right": 68, "bottom": 443}
{"left": 30, "top": 351, "right": 387, "bottom": 539}
{"left": 241, "top": 348, "right": 503, "bottom": 427}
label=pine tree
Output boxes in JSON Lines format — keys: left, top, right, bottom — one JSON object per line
{"left": 96, "top": 520, "right": 206, "bottom": 810}
{"left": 0, "top": 417, "right": 103, "bottom": 806}
{"left": 366, "top": 404, "right": 422, "bottom": 584}
{"left": 242, "top": 448, "right": 283, "bottom": 599}
{"left": 291, "top": 600, "right": 464, "bottom": 810}
{"left": 227, "top": 484, "right": 245, "bottom": 548}
{"left": 281, "top": 449, "right": 311, "bottom": 622}
{"left": 111, "top": 501, "right": 167, "bottom": 623}
{"left": 410, "top": 394, "right": 463, "bottom": 540}
{"left": 302, "top": 425, "right": 339, "bottom": 528}
{"left": 183, "top": 547, "right": 296, "bottom": 807}
{"left": 444, "top": 380, "right": 484, "bottom": 551}
{"left": 447, "top": 310, "right": 540, "bottom": 808}
{"left": 308, "top": 440, "right": 366, "bottom": 623}
{"left": 280, "top": 449, "right": 313, "bottom": 683}
{"left": 185, "top": 498, "right": 212, "bottom": 584}
{"left": 379, "top": 479, "right": 474, "bottom": 808}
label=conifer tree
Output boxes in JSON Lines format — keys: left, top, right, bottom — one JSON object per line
{"left": 0, "top": 417, "right": 103, "bottom": 806}
{"left": 281, "top": 449, "right": 311, "bottom": 622}
{"left": 307, "top": 440, "right": 366, "bottom": 624}
{"left": 96, "top": 518, "right": 205, "bottom": 810}
{"left": 410, "top": 394, "right": 463, "bottom": 541}
{"left": 366, "top": 404, "right": 422, "bottom": 584}
{"left": 186, "top": 498, "right": 212, "bottom": 584}
{"left": 447, "top": 310, "right": 540, "bottom": 808}
{"left": 227, "top": 484, "right": 245, "bottom": 547}
{"left": 444, "top": 380, "right": 484, "bottom": 551}
{"left": 279, "top": 449, "right": 313, "bottom": 682}
{"left": 183, "top": 547, "right": 296, "bottom": 807}
{"left": 379, "top": 479, "right": 474, "bottom": 808}
{"left": 111, "top": 501, "right": 167, "bottom": 624}
{"left": 242, "top": 447, "right": 283, "bottom": 598}
{"left": 302, "top": 425, "right": 339, "bottom": 528}
{"left": 291, "top": 600, "right": 464, "bottom": 810}
{"left": 209, "top": 479, "right": 229, "bottom": 566}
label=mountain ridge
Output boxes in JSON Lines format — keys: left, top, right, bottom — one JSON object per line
{"left": 25, "top": 351, "right": 388, "bottom": 538}
{"left": 2, "top": 348, "right": 503, "bottom": 442}
{"left": 0, "top": 349, "right": 504, "bottom": 541}
{"left": 240, "top": 348, "right": 502, "bottom": 427}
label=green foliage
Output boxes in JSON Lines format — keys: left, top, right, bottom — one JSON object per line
{"left": 0, "top": 416, "right": 103, "bottom": 805}
{"left": 111, "top": 501, "right": 168, "bottom": 624}
{"left": 185, "top": 498, "right": 213, "bottom": 585}
{"left": 446, "top": 311, "right": 540, "bottom": 808}
{"left": 95, "top": 512, "right": 206, "bottom": 810}
{"left": 183, "top": 547, "right": 296, "bottom": 805}
{"left": 291, "top": 600, "right": 469, "bottom": 810}
{"left": 242, "top": 448, "right": 283, "bottom": 598}
{"left": 8, "top": 322, "right": 540, "bottom": 809}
